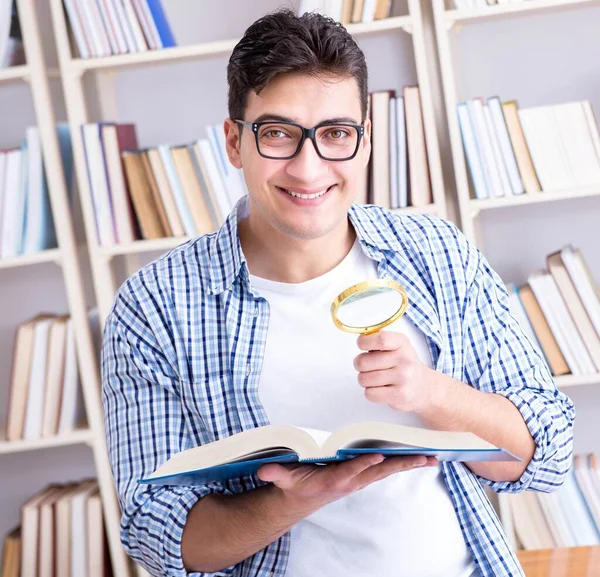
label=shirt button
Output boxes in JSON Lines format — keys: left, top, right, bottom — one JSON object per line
{"left": 254, "top": 305, "right": 259, "bottom": 317}
{"left": 246, "top": 363, "right": 251, "bottom": 376}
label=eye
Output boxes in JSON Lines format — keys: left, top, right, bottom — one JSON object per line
{"left": 324, "top": 128, "right": 351, "bottom": 139}
{"left": 263, "top": 129, "right": 287, "bottom": 139}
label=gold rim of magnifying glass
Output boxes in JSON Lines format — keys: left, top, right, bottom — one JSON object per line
{"left": 330, "top": 279, "right": 409, "bottom": 335}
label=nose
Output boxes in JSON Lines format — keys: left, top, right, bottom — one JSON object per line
{"left": 284, "top": 136, "right": 330, "bottom": 180}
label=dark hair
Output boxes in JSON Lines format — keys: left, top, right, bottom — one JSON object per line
{"left": 227, "top": 9, "right": 368, "bottom": 122}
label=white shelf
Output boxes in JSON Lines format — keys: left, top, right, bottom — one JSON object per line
{"left": 446, "top": 0, "right": 600, "bottom": 23}
{"left": 555, "top": 373, "right": 600, "bottom": 389}
{"left": 0, "top": 248, "right": 61, "bottom": 271}
{"left": 97, "top": 236, "right": 192, "bottom": 258}
{"left": 0, "top": 428, "right": 94, "bottom": 455}
{"left": 0, "top": 64, "right": 29, "bottom": 83}
{"left": 468, "top": 185, "right": 600, "bottom": 216}
{"left": 66, "top": 16, "right": 413, "bottom": 74}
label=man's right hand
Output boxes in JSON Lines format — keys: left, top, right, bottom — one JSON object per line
{"left": 258, "top": 454, "right": 438, "bottom": 517}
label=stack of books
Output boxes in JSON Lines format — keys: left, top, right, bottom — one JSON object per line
{"left": 366, "top": 86, "right": 432, "bottom": 209}
{"left": 299, "top": 0, "right": 395, "bottom": 23}
{"left": 5, "top": 314, "right": 85, "bottom": 442}
{"left": 80, "top": 122, "right": 246, "bottom": 246}
{"left": 0, "top": 124, "right": 73, "bottom": 260}
{"left": 63, "top": 0, "right": 176, "bottom": 58}
{"left": 1, "top": 480, "right": 110, "bottom": 577}
{"left": 457, "top": 97, "right": 600, "bottom": 199}
{"left": 507, "top": 245, "right": 600, "bottom": 377}
{"left": 510, "top": 453, "right": 600, "bottom": 549}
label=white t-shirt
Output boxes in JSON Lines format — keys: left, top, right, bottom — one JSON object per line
{"left": 250, "top": 241, "right": 477, "bottom": 577}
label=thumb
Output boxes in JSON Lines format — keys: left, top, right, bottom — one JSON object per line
{"left": 257, "top": 463, "right": 289, "bottom": 485}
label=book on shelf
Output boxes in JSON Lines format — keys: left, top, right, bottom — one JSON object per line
{"left": 508, "top": 453, "right": 600, "bottom": 551}
{"left": 139, "top": 421, "right": 519, "bottom": 487}
{"left": 63, "top": 0, "right": 176, "bottom": 59}
{"left": 16, "top": 480, "right": 111, "bottom": 577}
{"left": 0, "top": 124, "right": 73, "bottom": 260}
{"left": 5, "top": 314, "right": 85, "bottom": 442}
{"left": 366, "top": 85, "right": 432, "bottom": 209}
{"left": 506, "top": 244, "right": 600, "bottom": 378}
{"left": 298, "top": 0, "right": 394, "bottom": 24}
{"left": 457, "top": 96, "right": 600, "bottom": 200}
{"left": 80, "top": 120, "right": 248, "bottom": 246}
{"left": 0, "top": 526, "right": 20, "bottom": 577}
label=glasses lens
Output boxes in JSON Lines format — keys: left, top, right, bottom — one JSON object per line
{"left": 315, "top": 125, "right": 359, "bottom": 160}
{"left": 257, "top": 123, "right": 303, "bottom": 159}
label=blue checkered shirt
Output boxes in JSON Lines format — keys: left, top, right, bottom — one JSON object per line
{"left": 102, "top": 200, "right": 575, "bottom": 577}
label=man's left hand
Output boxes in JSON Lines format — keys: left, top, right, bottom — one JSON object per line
{"left": 353, "top": 330, "right": 439, "bottom": 415}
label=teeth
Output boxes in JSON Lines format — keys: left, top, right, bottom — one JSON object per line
{"left": 282, "top": 187, "right": 329, "bottom": 199}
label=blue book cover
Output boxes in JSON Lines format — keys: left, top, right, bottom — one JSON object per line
{"left": 139, "top": 422, "right": 520, "bottom": 487}
{"left": 146, "top": 0, "right": 176, "bottom": 48}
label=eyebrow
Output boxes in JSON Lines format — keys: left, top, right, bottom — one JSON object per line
{"left": 252, "top": 113, "right": 360, "bottom": 125}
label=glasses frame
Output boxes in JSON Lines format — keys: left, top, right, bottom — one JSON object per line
{"left": 235, "top": 119, "right": 365, "bottom": 161}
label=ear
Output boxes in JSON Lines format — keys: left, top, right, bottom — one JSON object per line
{"left": 224, "top": 118, "right": 243, "bottom": 169}
{"left": 361, "top": 117, "right": 372, "bottom": 168}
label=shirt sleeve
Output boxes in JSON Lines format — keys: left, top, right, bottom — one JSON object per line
{"left": 460, "top": 241, "right": 576, "bottom": 494}
{"left": 101, "top": 277, "right": 235, "bottom": 577}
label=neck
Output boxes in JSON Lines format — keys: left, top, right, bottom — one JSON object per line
{"left": 238, "top": 214, "right": 356, "bottom": 284}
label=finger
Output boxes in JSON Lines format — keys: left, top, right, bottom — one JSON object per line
{"left": 357, "top": 368, "right": 397, "bottom": 388}
{"left": 354, "top": 455, "right": 429, "bottom": 487}
{"left": 353, "top": 350, "right": 398, "bottom": 372}
{"left": 357, "top": 331, "right": 405, "bottom": 352}
{"left": 257, "top": 463, "right": 290, "bottom": 484}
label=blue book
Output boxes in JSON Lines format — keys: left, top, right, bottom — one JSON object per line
{"left": 139, "top": 422, "right": 520, "bottom": 487}
{"left": 145, "top": 0, "right": 176, "bottom": 48}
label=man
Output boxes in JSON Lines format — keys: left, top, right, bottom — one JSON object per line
{"left": 101, "top": 9, "right": 575, "bottom": 577}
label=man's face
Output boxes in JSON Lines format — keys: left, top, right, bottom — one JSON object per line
{"left": 224, "top": 73, "right": 371, "bottom": 242}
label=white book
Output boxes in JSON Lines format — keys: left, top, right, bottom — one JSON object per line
{"left": 70, "top": 483, "right": 100, "bottom": 577}
{"left": 23, "top": 317, "right": 54, "bottom": 440}
{"left": 395, "top": 97, "right": 408, "bottom": 208}
{"left": 388, "top": 97, "right": 399, "bottom": 209}
{"left": 131, "top": 0, "right": 162, "bottom": 49}
{"left": 79, "top": 0, "right": 111, "bottom": 57}
{"left": 57, "top": 320, "right": 85, "bottom": 434}
{"left": 207, "top": 125, "right": 241, "bottom": 207}
{"left": 457, "top": 103, "right": 488, "bottom": 200}
{"left": 108, "top": 0, "right": 138, "bottom": 52}
{"left": 582, "top": 101, "right": 600, "bottom": 168}
{"left": 197, "top": 139, "right": 234, "bottom": 220}
{"left": 528, "top": 270, "right": 595, "bottom": 375}
{"left": 81, "top": 124, "right": 117, "bottom": 246}
{"left": 158, "top": 145, "right": 195, "bottom": 236}
{"left": 536, "top": 492, "right": 577, "bottom": 547}
{"left": 554, "top": 102, "right": 600, "bottom": 188}
{"left": 483, "top": 103, "right": 512, "bottom": 196}
{"left": 62, "top": 0, "right": 91, "bottom": 58}
{"left": 361, "top": 0, "right": 377, "bottom": 21}
{"left": 487, "top": 97, "right": 524, "bottom": 195}
{"left": 95, "top": 0, "right": 126, "bottom": 54}
{"left": 1, "top": 148, "right": 27, "bottom": 258}
{"left": 467, "top": 98, "right": 504, "bottom": 198}
{"left": 556, "top": 471, "right": 600, "bottom": 545}
{"left": 561, "top": 245, "right": 600, "bottom": 340}
{"left": 120, "top": 0, "right": 149, "bottom": 52}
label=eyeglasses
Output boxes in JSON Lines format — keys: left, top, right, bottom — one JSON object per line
{"left": 235, "top": 119, "right": 364, "bottom": 161}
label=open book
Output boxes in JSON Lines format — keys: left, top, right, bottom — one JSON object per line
{"left": 140, "top": 422, "right": 520, "bottom": 487}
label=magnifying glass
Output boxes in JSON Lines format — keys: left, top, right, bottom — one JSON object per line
{"left": 331, "top": 279, "right": 409, "bottom": 335}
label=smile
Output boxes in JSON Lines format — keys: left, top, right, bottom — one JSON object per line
{"left": 279, "top": 186, "right": 333, "bottom": 199}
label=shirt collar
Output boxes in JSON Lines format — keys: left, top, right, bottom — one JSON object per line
{"left": 205, "top": 197, "right": 404, "bottom": 296}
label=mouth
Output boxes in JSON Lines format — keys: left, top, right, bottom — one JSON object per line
{"left": 277, "top": 185, "right": 335, "bottom": 200}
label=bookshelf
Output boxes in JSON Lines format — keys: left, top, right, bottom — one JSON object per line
{"left": 432, "top": 0, "right": 600, "bottom": 553}
{"left": 0, "top": 0, "right": 128, "bottom": 575}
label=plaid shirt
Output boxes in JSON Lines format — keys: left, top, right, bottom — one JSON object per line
{"left": 102, "top": 199, "right": 575, "bottom": 577}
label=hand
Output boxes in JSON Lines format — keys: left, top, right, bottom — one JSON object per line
{"left": 257, "top": 454, "right": 438, "bottom": 517}
{"left": 354, "top": 330, "right": 438, "bottom": 414}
